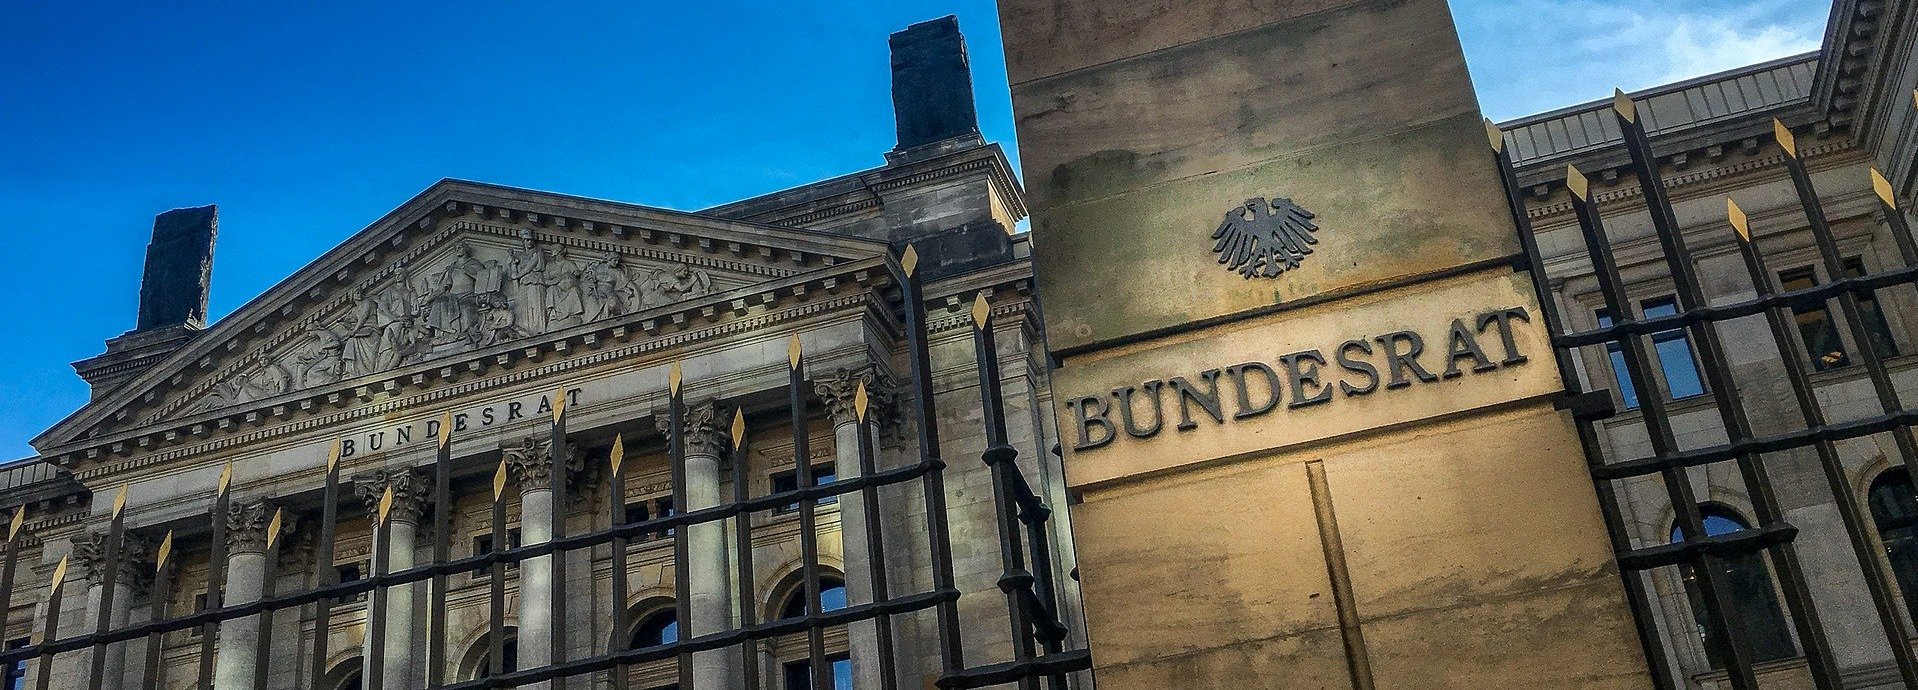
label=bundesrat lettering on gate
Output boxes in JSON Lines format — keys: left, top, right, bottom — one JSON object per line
{"left": 1063, "top": 307, "right": 1533, "bottom": 451}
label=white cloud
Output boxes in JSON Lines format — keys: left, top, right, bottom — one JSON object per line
{"left": 1455, "top": 0, "right": 1827, "bottom": 120}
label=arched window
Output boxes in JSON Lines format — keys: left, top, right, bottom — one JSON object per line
{"left": 1671, "top": 507, "right": 1796, "bottom": 667}
{"left": 1868, "top": 468, "right": 1918, "bottom": 621}
{"left": 336, "top": 670, "right": 363, "bottom": 690}
{"left": 470, "top": 635, "right": 518, "bottom": 680}
{"left": 779, "top": 578, "right": 847, "bottom": 620}
{"left": 630, "top": 609, "right": 679, "bottom": 649}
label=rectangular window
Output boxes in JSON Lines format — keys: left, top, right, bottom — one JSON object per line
{"left": 623, "top": 501, "right": 650, "bottom": 528}
{"left": 1596, "top": 309, "right": 1640, "bottom": 410}
{"left": 781, "top": 653, "right": 852, "bottom": 690}
{"left": 1780, "top": 267, "right": 1849, "bottom": 370}
{"left": 624, "top": 498, "right": 675, "bottom": 540}
{"left": 1845, "top": 258, "right": 1899, "bottom": 357}
{"left": 336, "top": 562, "right": 367, "bottom": 602}
{"left": 771, "top": 463, "right": 838, "bottom": 513}
{"left": 1641, "top": 297, "right": 1705, "bottom": 400}
{"left": 473, "top": 528, "right": 522, "bottom": 574}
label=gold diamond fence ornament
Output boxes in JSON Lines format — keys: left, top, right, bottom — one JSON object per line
{"left": 48, "top": 556, "right": 67, "bottom": 594}
{"left": 438, "top": 411, "right": 454, "bottom": 448}
{"left": 1566, "top": 164, "right": 1591, "bottom": 202}
{"left": 493, "top": 461, "right": 509, "bottom": 501}
{"left": 217, "top": 463, "right": 234, "bottom": 496}
{"left": 327, "top": 439, "right": 342, "bottom": 472}
{"left": 1483, "top": 118, "right": 1503, "bottom": 153}
{"left": 855, "top": 380, "right": 870, "bottom": 424}
{"left": 267, "top": 508, "right": 284, "bottom": 549}
{"left": 731, "top": 408, "right": 747, "bottom": 452}
{"left": 552, "top": 387, "right": 567, "bottom": 424}
{"left": 788, "top": 334, "right": 803, "bottom": 370}
{"left": 1774, "top": 118, "right": 1798, "bottom": 159}
{"left": 377, "top": 486, "right": 395, "bottom": 525}
{"left": 155, "top": 531, "right": 173, "bottom": 572}
{"left": 610, "top": 434, "right": 626, "bottom": 474}
{"left": 971, "top": 293, "right": 991, "bottom": 329}
{"left": 1873, "top": 168, "right": 1898, "bottom": 210}
{"left": 111, "top": 485, "right": 128, "bottom": 520}
{"left": 1728, "top": 198, "right": 1751, "bottom": 241}
{"left": 1612, "top": 88, "right": 1638, "bottom": 123}
{"left": 668, "top": 360, "right": 683, "bottom": 396}
{"left": 901, "top": 245, "right": 920, "bottom": 277}
{"left": 7, "top": 508, "right": 23, "bottom": 543}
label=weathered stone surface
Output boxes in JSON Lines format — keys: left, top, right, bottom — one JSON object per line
{"left": 137, "top": 205, "right": 217, "bottom": 331}
{"left": 1359, "top": 578, "right": 1649, "bottom": 689}
{"left": 999, "top": 0, "right": 1368, "bottom": 85}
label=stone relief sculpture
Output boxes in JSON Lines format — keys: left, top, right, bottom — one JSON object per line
{"left": 183, "top": 232, "right": 717, "bottom": 416}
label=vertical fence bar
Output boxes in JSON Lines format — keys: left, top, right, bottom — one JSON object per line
{"left": 0, "top": 509, "right": 21, "bottom": 653}
{"left": 968, "top": 293, "right": 1040, "bottom": 690}
{"left": 367, "top": 487, "right": 394, "bottom": 690}
{"left": 253, "top": 508, "right": 283, "bottom": 690}
{"left": 1484, "top": 120, "right": 1676, "bottom": 689}
{"left": 667, "top": 361, "right": 694, "bottom": 690}
{"left": 310, "top": 442, "right": 342, "bottom": 685}
{"left": 852, "top": 382, "right": 900, "bottom": 690}
{"left": 143, "top": 532, "right": 173, "bottom": 688}
{"left": 1017, "top": 488, "right": 1067, "bottom": 690}
{"left": 728, "top": 410, "right": 762, "bottom": 690}
{"left": 1565, "top": 165, "right": 1763, "bottom": 690}
{"left": 1610, "top": 97, "right": 1842, "bottom": 688}
{"left": 896, "top": 246, "right": 967, "bottom": 676}
{"left": 789, "top": 335, "right": 830, "bottom": 690}
{"left": 85, "top": 487, "right": 127, "bottom": 689}
{"left": 33, "top": 557, "right": 67, "bottom": 690}
{"left": 429, "top": 413, "right": 453, "bottom": 688}
{"left": 1726, "top": 197, "right": 1918, "bottom": 686}
{"left": 199, "top": 465, "right": 233, "bottom": 690}
{"left": 488, "top": 461, "right": 509, "bottom": 681}
{"left": 608, "top": 434, "right": 630, "bottom": 690}
{"left": 550, "top": 389, "right": 570, "bottom": 680}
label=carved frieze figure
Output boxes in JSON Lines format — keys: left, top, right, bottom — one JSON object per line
{"left": 292, "top": 321, "right": 347, "bottom": 388}
{"left": 638, "top": 263, "right": 714, "bottom": 308}
{"left": 582, "top": 253, "right": 637, "bottom": 321}
{"left": 508, "top": 230, "right": 550, "bottom": 335}
{"left": 543, "top": 244, "right": 589, "bottom": 330}
{"left": 342, "top": 275, "right": 420, "bottom": 377}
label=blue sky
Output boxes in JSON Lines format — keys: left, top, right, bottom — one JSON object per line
{"left": 0, "top": 0, "right": 1830, "bottom": 458}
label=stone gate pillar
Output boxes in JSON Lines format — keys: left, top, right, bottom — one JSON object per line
{"left": 998, "top": 0, "right": 1653, "bottom": 686}
{"left": 658, "top": 402, "right": 735, "bottom": 690}
{"left": 355, "top": 468, "right": 427, "bottom": 689}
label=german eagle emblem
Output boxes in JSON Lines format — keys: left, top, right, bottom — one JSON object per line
{"left": 1210, "top": 197, "right": 1319, "bottom": 279}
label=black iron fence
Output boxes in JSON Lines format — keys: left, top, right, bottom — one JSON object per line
{"left": 0, "top": 250, "right": 1090, "bottom": 689}
{"left": 1490, "top": 93, "right": 1918, "bottom": 689}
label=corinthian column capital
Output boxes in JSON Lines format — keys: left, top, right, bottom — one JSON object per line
{"left": 655, "top": 400, "right": 731, "bottom": 458}
{"left": 503, "top": 434, "right": 584, "bottom": 492}
{"left": 225, "top": 499, "right": 290, "bottom": 555}
{"left": 352, "top": 467, "right": 429, "bottom": 524}
{"left": 73, "top": 530, "right": 156, "bottom": 593}
{"left": 812, "top": 366, "right": 903, "bottom": 431}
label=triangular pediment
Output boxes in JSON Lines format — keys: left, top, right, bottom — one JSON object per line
{"left": 37, "top": 180, "right": 888, "bottom": 450}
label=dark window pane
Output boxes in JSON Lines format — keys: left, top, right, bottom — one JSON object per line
{"left": 780, "top": 578, "right": 848, "bottom": 620}
{"left": 1597, "top": 310, "right": 1640, "bottom": 409}
{"left": 624, "top": 501, "right": 650, "bottom": 527}
{"left": 1869, "top": 469, "right": 1918, "bottom": 624}
{"left": 5, "top": 638, "right": 27, "bottom": 690}
{"left": 476, "top": 637, "right": 518, "bottom": 678}
{"left": 630, "top": 610, "right": 679, "bottom": 649}
{"left": 772, "top": 464, "right": 838, "bottom": 513}
{"left": 1845, "top": 258, "right": 1899, "bottom": 357}
{"left": 1643, "top": 297, "right": 1704, "bottom": 400}
{"left": 781, "top": 654, "right": 852, "bottom": 690}
{"left": 1671, "top": 508, "right": 1797, "bottom": 666}
{"left": 1781, "top": 267, "right": 1849, "bottom": 370}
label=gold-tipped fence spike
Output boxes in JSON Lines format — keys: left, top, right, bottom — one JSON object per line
{"left": 610, "top": 434, "right": 626, "bottom": 474}
{"left": 493, "top": 461, "right": 509, "bottom": 501}
{"left": 7, "top": 507, "right": 24, "bottom": 543}
{"left": 155, "top": 531, "right": 173, "bottom": 572}
{"left": 1612, "top": 88, "right": 1637, "bottom": 123}
{"left": 217, "top": 463, "right": 234, "bottom": 496}
{"left": 855, "top": 380, "right": 870, "bottom": 423}
{"left": 327, "top": 439, "right": 343, "bottom": 472}
{"left": 438, "top": 412, "right": 454, "bottom": 448}
{"left": 1774, "top": 118, "right": 1797, "bottom": 158}
{"left": 1872, "top": 168, "right": 1897, "bottom": 210}
{"left": 901, "top": 245, "right": 920, "bottom": 277}
{"left": 971, "top": 293, "right": 991, "bottom": 329}
{"left": 1566, "top": 164, "right": 1590, "bottom": 202}
{"left": 48, "top": 556, "right": 68, "bottom": 594}
{"left": 111, "top": 485, "right": 128, "bottom": 519}
{"left": 377, "top": 486, "right": 395, "bottom": 524}
{"left": 730, "top": 408, "right": 746, "bottom": 450}
{"left": 1483, "top": 118, "right": 1504, "bottom": 153}
{"left": 668, "top": 360, "right": 683, "bottom": 396}
{"left": 788, "top": 334, "right": 803, "bottom": 369}
{"left": 266, "top": 508, "right": 284, "bottom": 548}
{"left": 551, "top": 387, "right": 567, "bottom": 424}
{"left": 1728, "top": 198, "right": 1751, "bottom": 241}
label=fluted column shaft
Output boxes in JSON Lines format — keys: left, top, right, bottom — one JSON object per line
{"left": 214, "top": 500, "right": 277, "bottom": 690}
{"left": 816, "top": 368, "right": 893, "bottom": 689}
{"left": 355, "top": 469, "right": 427, "bottom": 690}
{"left": 76, "top": 530, "right": 149, "bottom": 690}
{"left": 661, "top": 402, "right": 735, "bottom": 689}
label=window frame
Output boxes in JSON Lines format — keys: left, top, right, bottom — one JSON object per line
{"left": 1591, "top": 293, "right": 1708, "bottom": 410}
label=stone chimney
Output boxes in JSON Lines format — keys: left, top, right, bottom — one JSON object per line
{"left": 887, "top": 15, "right": 985, "bottom": 163}
{"left": 73, "top": 206, "right": 219, "bottom": 398}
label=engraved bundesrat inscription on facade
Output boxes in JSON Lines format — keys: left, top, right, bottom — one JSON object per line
{"left": 1063, "top": 306, "right": 1531, "bottom": 451}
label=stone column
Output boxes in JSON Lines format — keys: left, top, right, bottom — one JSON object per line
{"left": 505, "top": 435, "right": 580, "bottom": 688}
{"left": 74, "top": 531, "right": 153, "bottom": 690}
{"left": 214, "top": 499, "right": 278, "bottom": 690}
{"left": 658, "top": 402, "right": 734, "bottom": 689}
{"left": 354, "top": 468, "right": 428, "bottom": 690}
{"left": 814, "top": 367, "right": 896, "bottom": 689}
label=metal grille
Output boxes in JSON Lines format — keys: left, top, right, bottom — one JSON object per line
{"left": 1490, "top": 96, "right": 1918, "bottom": 689}
{"left": 0, "top": 251, "right": 1091, "bottom": 689}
